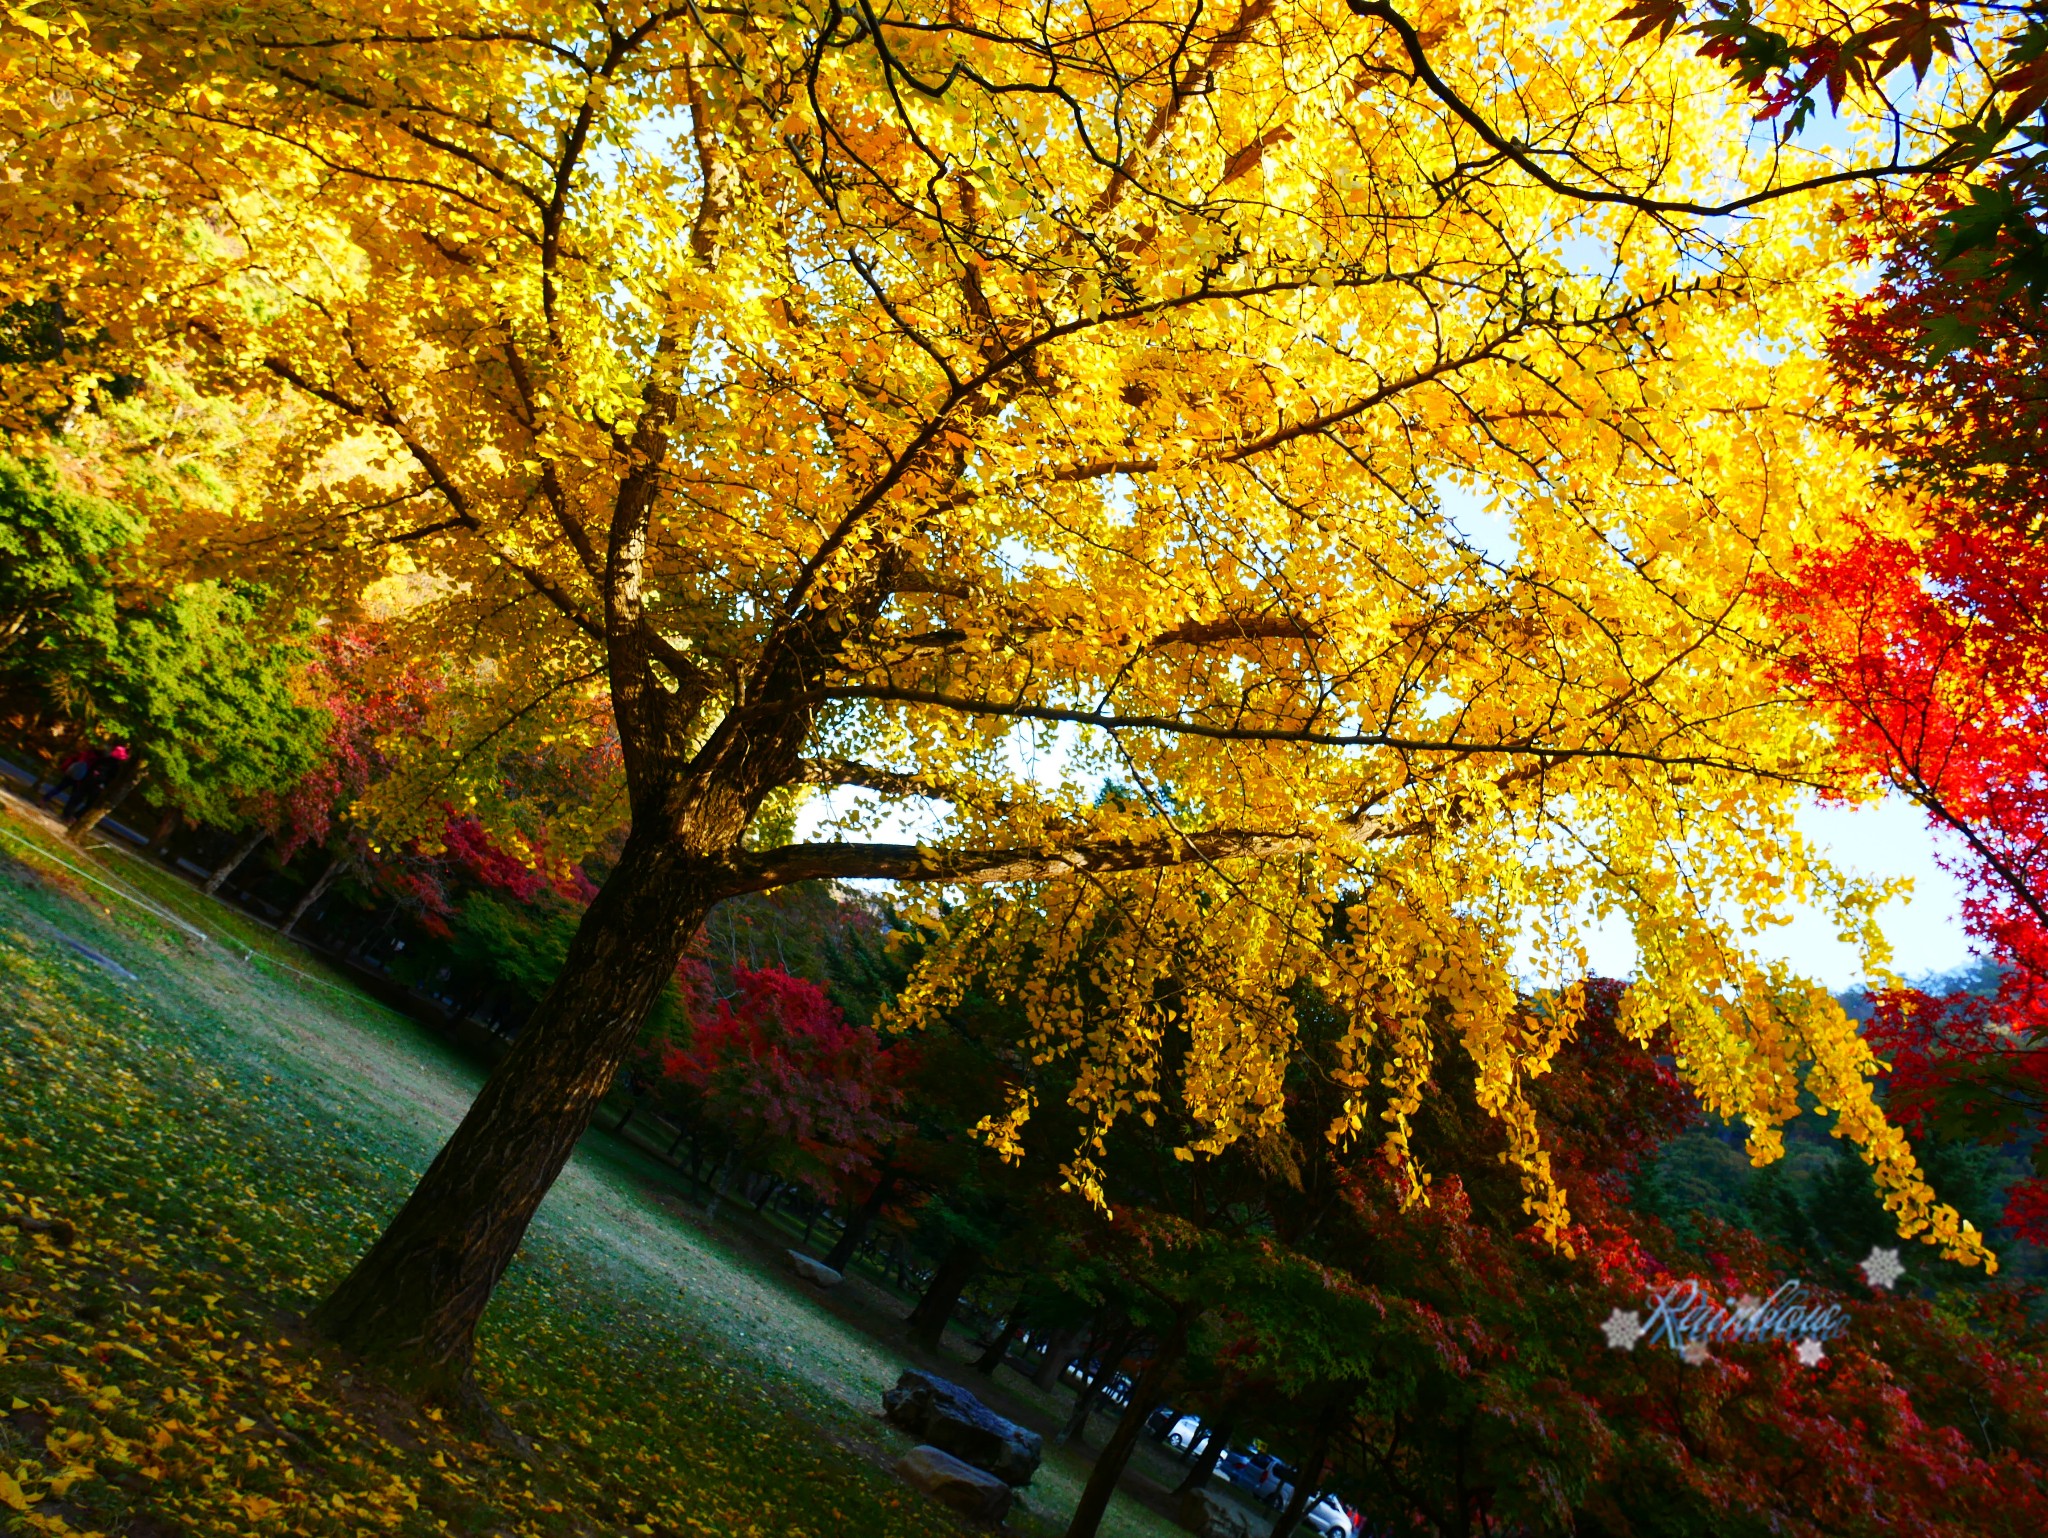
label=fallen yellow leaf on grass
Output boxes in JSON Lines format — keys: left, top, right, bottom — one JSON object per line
{"left": 48, "top": 1462, "right": 95, "bottom": 1495}
{"left": 0, "top": 1468, "right": 30, "bottom": 1511}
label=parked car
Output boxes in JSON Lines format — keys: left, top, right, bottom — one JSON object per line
{"left": 1219, "top": 1449, "right": 1297, "bottom": 1509}
{"left": 1163, "top": 1414, "right": 1214, "bottom": 1454}
{"left": 1061, "top": 1357, "right": 1134, "bottom": 1407}
{"left": 1301, "top": 1493, "right": 1355, "bottom": 1538}
{"left": 1144, "top": 1405, "right": 1180, "bottom": 1440}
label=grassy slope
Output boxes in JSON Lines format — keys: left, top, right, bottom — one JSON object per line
{"left": 0, "top": 805, "right": 1180, "bottom": 1538}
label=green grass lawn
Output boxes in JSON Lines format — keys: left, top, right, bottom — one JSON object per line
{"left": 0, "top": 805, "right": 1183, "bottom": 1538}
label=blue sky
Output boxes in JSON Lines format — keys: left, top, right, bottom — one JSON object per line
{"left": 1564, "top": 791, "right": 1978, "bottom": 989}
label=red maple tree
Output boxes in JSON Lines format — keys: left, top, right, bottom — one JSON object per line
{"left": 254, "top": 626, "right": 604, "bottom": 931}
{"left": 1319, "top": 981, "right": 2048, "bottom": 1537}
{"left": 1765, "top": 183, "right": 2048, "bottom": 1237}
{"left": 657, "top": 965, "right": 908, "bottom": 1202}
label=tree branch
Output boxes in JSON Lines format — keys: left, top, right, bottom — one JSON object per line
{"left": 721, "top": 825, "right": 1341, "bottom": 894}
{"left": 808, "top": 684, "right": 1816, "bottom": 783}
{"left": 793, "top": 757, "right": 961, "bottom": 799}
{"left": 261, "top": 354, "right": 604, "bottom": 643}
{"left": 1350, "top": 1, "right": 1947, "bottom": 218}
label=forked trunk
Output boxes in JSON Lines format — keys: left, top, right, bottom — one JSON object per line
{"left": 1064, "top": 1316, "right": 1190, "bottom": 1538}
{"left": 309, "top": 833, "right": 710, "bottom": 1396}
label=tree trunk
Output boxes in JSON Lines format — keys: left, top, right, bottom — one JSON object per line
{"left": 147, "top": 808, "right": 181, "bottom": 854}
{"left": 204, "top": 826, "right": 268, "bottom": 896}
{"left": 66, "top": 755, "right": 146, "bottom": 844}
{"left": 975, "top": 1305, "right": 1025, "bottom": 1375}
{"left": 1270, "top": 1393, "right": 1349, "bottom": 1538}
{"left": 309, "top": 833, "right": 709, "bottom": 1397}
{"left": 1033, "top": 1321, "right": 1089, "bottom": 1388}
{"left": 348, "top": 902, "right": 397, "bottom": 957}
{"left": 1174, "top": 1419, "right": 1233, "bottom": 1494}
{"left": 822, "top": 1167, "right": 896, "bottom": 1271}
{"left": 1060, "top": 1324, "right": 1136, "bottom": 1446}
{"left": 906, "top": 1241, "right": 979, "bottom": 1351}
{"left": 281, "top": 851, "right": 346, "bottom": 937}
{"left": 704, "top": 1146, "right": 739, "bottom": 1220}
{"left": 1064, "top": 1316, "right": 1191, "bottom": 1538}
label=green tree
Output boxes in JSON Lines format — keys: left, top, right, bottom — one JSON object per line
{"left": 0, "top": 451, "right": 138, "bottom": 672}
{"left": 56, "top": 581, "right": 330, "bottom": 841}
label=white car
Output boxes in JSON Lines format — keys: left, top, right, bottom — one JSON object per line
{"left": 1302, "top": 1493, "right": 1354, "bottom": 1538}
{"left": 1164, "top": 1414, "right": 1215, "bottom": 1454}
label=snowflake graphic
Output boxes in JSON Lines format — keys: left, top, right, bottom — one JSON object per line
{"left": 1860, "top": 1245, "right": 1905, "bottom": 1291}
{"left": 1602, "top": 1308, "right": 1643, "bottom": 1350}
{"left": 1681, "top": 1340, "right": 1712, "bottom": 1367}
{"left": 1796, "top": 1338, "right": 1826, "bottom": 1367}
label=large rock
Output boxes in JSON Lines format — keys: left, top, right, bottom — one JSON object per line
{"left": 1175, "top": 1487, "right": 1254, "bottom": 1538}
{"left": 785, "top": 1249, "right": 843, "bottom": 1287}
{"left": 881, "top": 1369, "right": 1043, "bottom": 1485}
{"left": 895, "top": 1444, "right": 1012, "bottom": 1524}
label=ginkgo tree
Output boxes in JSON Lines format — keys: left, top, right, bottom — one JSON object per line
{"left": 0, "top": 0, "right": 1995, "bottom": 1394}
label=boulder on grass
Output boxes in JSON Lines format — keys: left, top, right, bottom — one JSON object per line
{"left": 785, "top": 1249, "right": 843, "bottom": 1287}
{"left": 882, "top": 1369, "right": 1042, "bottom": 1485}
{"left": 896, "top": 1444, "right": 1011, "bottom": 1524}
{"left": 1175, "top": 1487, "right": 1254, "bottom": 1538}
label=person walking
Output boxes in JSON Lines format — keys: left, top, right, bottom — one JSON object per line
{"left": 51, "top": 747, "right": 102, "bottom": 818}
{"left": 63, "top": 744, "right": 130, "bottom": 823}
{"left": 32, "top": 745, "right": 89, "bottom": 804}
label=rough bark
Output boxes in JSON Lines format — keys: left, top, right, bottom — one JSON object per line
{"left": 906, "top": 1241, "right": 980, "bottom": 1351}
{"left": 822, "top": 1166, "right": 896, "bottom": 1271}
{"left": 204, "top": 826, "right": 268, "bottom": 896}
{"left": 309, "top": 833, "right": 710, "bottom": 1396}
{"left": 1064, "top": 1317, "right": 1190, "bottom": 1538}
{"left": 1032, "top": 1321, "right": 1089, "bottom": 1388}
{"left": 1060, "top": 1324, "right": 1136, "bottom": 1446}
{"left": 1173, "top": 1419, "right": 1233, "bottom": 1494}
{"left": 281, "top": 851, "right": 346, "bottom": 937}
{"left": 974, "top": 1305, "right": 1025, "bottom": 1375}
